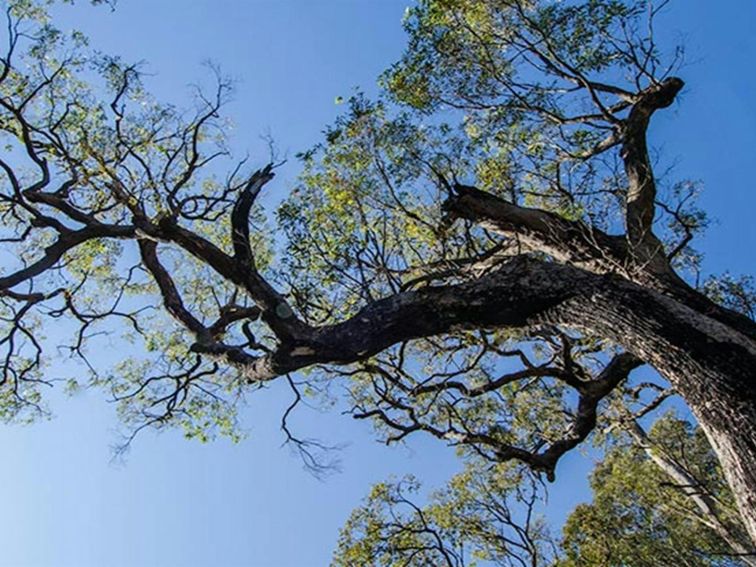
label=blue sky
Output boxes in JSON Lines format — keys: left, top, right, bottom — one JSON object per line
{"left": 0, "top": 1, "right": 754, "bottom": 566}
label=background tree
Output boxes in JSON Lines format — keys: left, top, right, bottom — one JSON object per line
{"left": 333, "top": 463, "right": 554, "bottom": 566}
{"left": 0, "top": 0, "right": 753, "bottom": 556}
{"left": 559, "top": 416, "right": 753, "bottom": 566}
{"left": 333, "top": 416, "right": 752, "bottom": 566}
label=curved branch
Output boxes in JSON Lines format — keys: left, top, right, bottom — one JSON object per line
{"left": 0, "top": 223, "right": 135, "bottom": 290}
{"left": 621, "top": 77, "right": 684, "bottom": 258}
{"left": 443, "top": 183, "right": 756, "bottom": 341}
{"left": 445, "top": 183, "right": 628, "bottom": 274}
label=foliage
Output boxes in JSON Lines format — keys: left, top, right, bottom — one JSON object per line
{"left": 0, "top": 0, "right": 268, "bottom": 441}
{"left": 558, "top": 416, "right": 750, "bottom": 566}
{"left": 334, "top": 416, "right": 752, "bottom": 566}
{"left": 334, "top": 463, "right": 555, "bottom": 567}
{"left": 703, "top": 273, "right": 756, "bottom": 320}
{"left": 0, "top": 0, "right": 754, "bottom": 561}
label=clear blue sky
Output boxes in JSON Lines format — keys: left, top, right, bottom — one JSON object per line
{"left": 0, "top": 2, "right": 754, "bottom": 566}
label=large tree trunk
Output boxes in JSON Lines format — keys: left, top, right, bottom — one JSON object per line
{"left": 685, "top": 374, "right": 756, "bottom": 549}
{"left": 554, "top": 277, "right": 756, "bottom": 545}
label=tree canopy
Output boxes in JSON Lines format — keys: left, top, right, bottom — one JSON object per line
{"left": 0, "top": 0, "right": 753, "bottom": 562}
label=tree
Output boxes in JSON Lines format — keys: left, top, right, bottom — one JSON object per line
{"left": 333, "top": 416, "right": 751, "bottom": 566}
{"left": 559, "top": 416, "right": 754, "bottom": 566}
{"left": 333, "top": 463, "right": 555, "bottom": 566}
{"left": 0, "top": 0, "right": 754, "bottom": 552}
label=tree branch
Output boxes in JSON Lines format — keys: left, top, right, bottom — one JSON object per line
{"left": 621, "top": 77, "right": 684, "bottom": 260}
{"left": 444, "top": 183, "right": 628, "bottom": 275}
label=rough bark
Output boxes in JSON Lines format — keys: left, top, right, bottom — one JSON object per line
{"left": 554, "top": 272, "right": 756, "bottom": 544}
